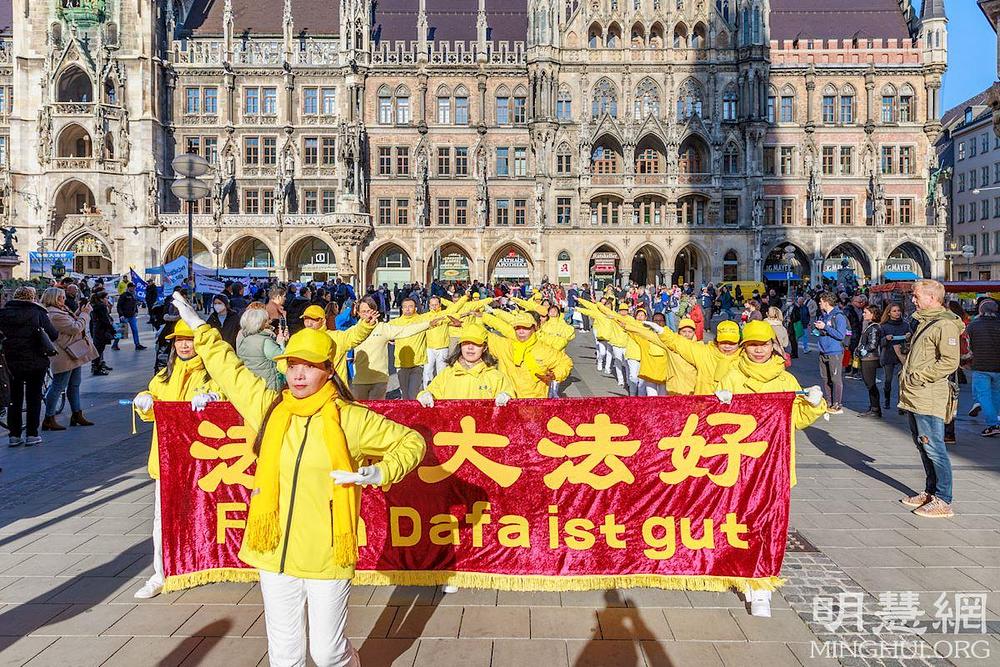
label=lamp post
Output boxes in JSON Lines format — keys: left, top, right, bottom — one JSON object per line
{"left": 170, "top": 154, "right": 212, "bottom": 290}
{"left": 962, "top": 244, "right": 976, "bottom": 279}
{"left": 782, "top": 243, "right": 796, "bottom": 298}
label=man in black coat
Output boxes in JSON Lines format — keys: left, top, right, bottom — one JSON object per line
{"left": 114, "top": 282, "right": 146, "bottom": 350}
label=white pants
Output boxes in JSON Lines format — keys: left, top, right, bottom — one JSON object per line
{"left": 610, "top": 346, "right": 626, "bottom": 386}
{"left": 396, "top": 366, "right": 424, "bottom": 400}
{"left": 548, "top": 380, "right": 560, "bottom": 398}
{"left": 423, "top": 347, "right": 449, "bottom": 387}
{"left": 638, "top": 379, "right": 665, "bottom": 396}
{"left": 626, "top": 359, "right": 640, "bottom": 396}
{"left": 259, "top": 570, "right": 360, "bottom": 667}
{"left": 147, "top": 480, "right": 164, "bottom": 588}
{"left": 595, "top": 336, "right": 607, "bottom": 371}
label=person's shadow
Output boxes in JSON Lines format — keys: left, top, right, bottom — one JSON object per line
{"left": 572, "top": 591, "right": 671, "bottom": 667}
{"left": 805, "top": 426, "right": 915, "bottom": 495}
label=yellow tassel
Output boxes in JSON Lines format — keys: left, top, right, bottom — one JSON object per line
{"left": 333, "top": 532, "right": 358, "bottom": 568}
{"left": 161, "top": 567, "right": 260, "bottom": 593}
{"left": 244, "top": 506, "right": 280, "bottom": 553}
{"left": 351, "top": 570, "right": 784, "bottom": 593}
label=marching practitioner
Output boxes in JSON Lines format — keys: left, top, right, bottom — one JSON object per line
{"left": 714, "top": 320, "right": 825, "bottom": 618}
{"left": 639, "top": 315, "right": 699, "bottom": 396}
{"left": 423, "top": 296, "right": 469, "bottom": 387}
{"left": 657, "top": 319, "right": 743, "bottom": 394}
{"left": 387, "top": 298, "right": 433, "bottom": 400}
{"left": 169, "top": 293, "right": 425, "bottom": 667}
{"left": 300, "top": 304, "right": 378, "bottom": 384}
{"left": 613, "top": 308, "right": 671, "bottom": 396}
{"left": 476, "top": 309, "right": 572, "bottom": 398}
{"left": 577, "top": 299, "right": 628, "bottom": 387}
{"left": 131, "top": 320, "right": 226, "bottom": 599}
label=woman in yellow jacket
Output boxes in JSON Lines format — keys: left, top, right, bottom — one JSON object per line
{"left": 477, "top": 309, "right": 572, "bottom": 398}
{"left": 658, "top": 319, "right": 743, "bottom": 394}
{"left": 131, "top": 320, "right": 226, "bottom": 600}
{"left": 170, "top": 294, "right": 425, "bottom": 667}
{"left": 578, "top": 299, "right": 629, "bottom": 387}
{"left": 300, "top": 304, "right": 378, "bottom": 383}
{"left": 713, "top": 320, "right": 825, "bottom": 619}
{"left": 423, "top": 295, "right": 468, "bottom": 388}
{"left": 349, "top": 297, "right": 439, "bottom": 399}
{"left": 614, "top": 309, "right": 671, "bottom": 396}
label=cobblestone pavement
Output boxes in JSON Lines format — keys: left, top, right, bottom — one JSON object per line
{"left": 1, "top": 321, "right": 998, "bottom": 666}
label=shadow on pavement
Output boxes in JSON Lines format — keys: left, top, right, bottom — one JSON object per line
{"left": 804, "top": 426, "right": 915, "bottom": 496}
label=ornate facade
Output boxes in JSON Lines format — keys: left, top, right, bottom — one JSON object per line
{"left": 0, "top": 0, "right": 948, "bottom": 288}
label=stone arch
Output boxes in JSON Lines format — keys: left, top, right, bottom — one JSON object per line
{"left": 679, "top": 134, "right": 710, "bottom": 173}
{"left": 366, "top": 241, "right": 413, "bottom": 288}
{"left": 56, "top": 123, "right": 93, "bottom": 158}
{"left": 591, "top": 78, "right": 619, "bottom": 118}
{"left": 763, "top": 242, "right": 812, "bottom": 284}
{"left": 671, "top": 243, "right": 710, "bottom": 286}
{"left": 692, "top": 21, "right": 708, "bottom": 48}
{"left": 723, "top": 249, "right": 740, "bottom": 281}
{"left": 285, "top": 233, "right": 339, "bottom": 281}
{"left": 635, "top": 134, "right": 667, "bottom": 174}
{"left": 488, "top": 241, "right": 534, "bottom": 283}
{"left": 591, "top": 134, "right": 624, "bottom": 174}
{"left": 630, "top": 244, "right": 663, "bottom": 285}
{"left": 673, "top": 21, "right": 688, "bottom": 48}
{"left": 650, "top": 21, "right": 665, "bottom": 47}
{"left": 887, "top": 240, "right": 932, "bottom": 279}
{"left": 676, "top": 77, "right": 704, "bottom": 119}
{"left": 428, "top": 240, "right": 474, "bottom": 283}
{"left": 589, "top": 243, "right": 623, "bottom": 288}
{"left": 62, "top": 231, "right": 113, "bottom": 275}
{"left": 52, "top": 178, "right": 97, "bottom": 233}
{"left": 826, "top": 241, "right": 872, "bottom": 280}
{"left": 634, "top": 78, "right": 661, "bottom": 118}
{"left": 162, "top": 234, "right": 212, "bottom": 266}
{"left": 223, "top": 234, "right": 276, "bottom": 270}
{"left": 607, "top": 21, "right": 622, "bottom": 47}
{"left": 587, "top": 21, "right": 603, "bottom": 48}
{"left": 631, "top": 21, "right": 646, "bottom": 47}
{"left": 56, "top": 65, "right": 93, "bottom": 103}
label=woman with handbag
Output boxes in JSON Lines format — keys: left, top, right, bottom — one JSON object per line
{"left": 41, "top": 287, "right": 98, "bottom": 430}
{"left": 89, "top": 291, "right": 116, "bottom": 376}
{"left": 856, "top": 305, "right": 884, "bottom": 418}
{"left": 0, "top": 286, "right": 59, "bottom": 447}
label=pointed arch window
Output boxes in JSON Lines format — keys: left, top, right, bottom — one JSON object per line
{"left": 881, "top": 84, "right": 897, "bottom": 124}
{"left": 592, "top": 80, "right": 619, "bottom": 118}
{"left": 840, "top": 85, "right": 855, "bottom": 124}
{"left": 722, "top": 87, "right": 738, "bottom": 121}
{"left": 634, "top": 80, "right": 660, "bottom": 119}
{"left": 556, "top": 88, "right": 573, "bottom": 121}
{"left": 676, "top": 80, "right": 703, "bottom": 120}
{"left": 899, "top": 85, "right": 915, "bottom": 123}
{"left": 723, "top": 144, "right": 740, "bottom": 175}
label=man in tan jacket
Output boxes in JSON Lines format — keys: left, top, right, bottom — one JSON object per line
{"left": 898, "top": 279, "right": 963, "bottom": 518}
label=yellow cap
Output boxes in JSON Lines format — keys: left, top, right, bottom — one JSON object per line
{"left": 273, "top": 328, "right": 337, "bottom": 372}
{"left": 165, "top": 320, "right": 195, "bottom": 340}
{"left": 458, "top": 323, "right": 488, "bottom": 345}
{"left": 742, "top": 320, "right": 776, "bottom": 344}
{"left": 678, "top": 318, "right": 696, "bottom": 331}
{"left": 618, "top": 303, "right": 630, "bottom": 312}
{"left": 511, "top": 311, "right": 536, "bottom": 328}
{"left": 715, "top": 320, "right": 741, "bottom": 344}
{"left": 301, "top": 304, "right": 326, "bottom": 320}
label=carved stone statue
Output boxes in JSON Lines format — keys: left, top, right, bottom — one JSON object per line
{"left": 0, "top": 226, "right": 17, "bottom": 257}
{"left": 211, "top": 166, "right": 225, "bottom": 223}
{"left": 534, "top": 182, "right": 545, "bottom": 226}
{"left": 807, "top": 157, "right": 822, "bottom": 224}
{"left": 146, "top": 171, "right": 159, "bottom": 223}
{"left": 37, "top": 106, "right": 53, "bottom": 165}
{"left": 118, "top": 107, "right": 131, "bottom": 166}
{"left": 415, "top": 148, "right": 429, "bottom": 226}
{"left": 751, "top": 194, "right": 763, "bottom": 228}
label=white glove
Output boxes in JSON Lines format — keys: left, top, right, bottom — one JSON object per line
{"left": 171, "top": 292, "right": 206, "bottom": 331}
{"left": 804, "top": 385, "right": 824, "bottom": 407}
{"left": 417, "top": 392, "right": 434, "bottom": 408}
{"left": 495, "top": 392, "right": 511, "bottom": 407}
{"left": 191, "top": 392, "right": 220, "bottom": 412}
{"left": 133, "top": 393, "right": 154, "bottom": 412}
{"left": 330, "top": 465, "right": 383, "bottom": 487}
{"left": 715, "top": 389, "right": 733, "bottom": 405}
{"left": 643, "top": 321, "right": 665, "bottom": 334}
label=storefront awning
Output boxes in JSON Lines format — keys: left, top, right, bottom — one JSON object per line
{"left": 883, "top": 271, "right": 919, "bottom": 281}
{"left": 764, "top": 271, "right": 800, "bottom": 281}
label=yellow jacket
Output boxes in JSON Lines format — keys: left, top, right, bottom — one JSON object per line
{"left": 426, "top": 296, "right": 467, "bottom": 350}
{"left": 418, "top": 361, "right": 515, "bottom": 400}
{"left": 717, "top": 354, "right": 827, "bottom": 487}
{"left": 194, "top": 326, "right": 425, "bottom": 580}
{"left": 483, "top": 312, "right": 568, "bottom": 353}
{"left": 658, "top": 326, "right": 738, "bottom": 394}
{"left": 665, "top": 350, "right": 698, "bottom": 396}
{"left": 326, "top": 320, "right": 376, "bottom": 381}
{"left": 484, "top": 329, "right": 573, "bottom": 398}
{"left": 541, "top": 317, "right": 576, "bottom": 342}
{"left": 617, "top": 318, "right": 670, "bottom": 384}
{"left": 135, "top": 356, "right": 224, "bottom": 479}
{"left": 388, "top": 312, "right": 437, "bottom": 368}
{"left": 578, "top": 302, "right": 613, "bottom": 341}
{"left": 351, "top": 320, "right": 431, "bottom": 386}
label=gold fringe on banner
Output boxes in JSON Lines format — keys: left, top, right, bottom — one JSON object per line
{"left": 351, "top": 570, "right": 784, "bottom": 593}
{"left": 162, "top": 568, "right": 260, "bottom": 593}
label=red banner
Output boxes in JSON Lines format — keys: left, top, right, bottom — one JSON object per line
{"left": 155, "top": 394, "right": 794, "bottom": 593}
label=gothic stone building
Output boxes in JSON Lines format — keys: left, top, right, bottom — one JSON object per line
{"left": 0, "top": 0, "right": 948, "bottom": 288}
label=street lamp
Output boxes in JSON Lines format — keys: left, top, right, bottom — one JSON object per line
{"left": 782, "top": 243, "right": 796, "bottom": 298}
{"left": 170, "top": 154, "right": 212, "bottom": 290}
{"left": 962, "top": 244, "right": 976, "bottom": 279}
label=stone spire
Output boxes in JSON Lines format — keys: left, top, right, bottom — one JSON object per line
{"left": 283, "top": 0, "right": 294, "bottom": 53}
{"left": 417, "top": 0, "right": 429, "bottom": 52}
{"left": 477, "top": 0, "right": 489, "bottom": 48}
{"left": 223, "top": 0, "right": 234, "bottom": 56}
{"left": 919, "top": 0, "right": 946, "bottom": 20}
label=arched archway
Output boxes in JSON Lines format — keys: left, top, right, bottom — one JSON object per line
{"left": 630, "top": 245, "right": 663, "bottom": 285}
{"left": 764, "top": 243, "right": 812, "bottom": 289}
{"left": 367, "top": 243, "right": 412, "bottom": 288}
{"left": 57, "top": 66, "right": 93, "bottom": 102}
{"left": 224, "top": 236, "right": 275, "bottom": 270}
{"left": 56, "top": 124, "right": 93, "bottom": 158}
{"left": 67, "top": 233, "right": 112, "bottom": 275}
{"left": 428, "top": 242, "right": 473, "bottom": 283}
{"left": 672, "top": 244, "right": 708, "bottom": 286}
{"left": 589, "top": 244, "right": 621, "bottom": 289}
{"left": 887, "top": 242, "right": 931, "bottom": 280}
{"left": 825, "top": 242, "right": 871, "bottom": 282}
{"left": 723, "top": 250, "right": 739, "bottom": 282}
{"left": 163, "top": 236, "right": 212, "bottom": 266}
{"left": 52, "top": 179, "right": 96, "bottom": 234}
{"left": 489, "top": 243, "right": 533, "bottom": 283}
{"left": 286, "top": 235, "right": 337, "bottom": 281}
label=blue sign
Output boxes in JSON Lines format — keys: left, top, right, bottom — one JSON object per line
{"left": 29, "top": 251, "right": 75, "bottom": 275}
{"left": 129, "top": 269, "right": 147, "bottom": 302}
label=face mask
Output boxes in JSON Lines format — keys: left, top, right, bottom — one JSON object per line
{"left": 213, "top": 304, "right": 226, "bottom": 314}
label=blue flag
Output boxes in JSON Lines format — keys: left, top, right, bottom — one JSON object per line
{"left": 129, "top": 269, "right": 147, "bottom": 302}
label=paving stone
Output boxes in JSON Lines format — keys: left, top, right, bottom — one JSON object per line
{"left": 434, "top": 587, "right": 498, "bottom": 606}
{"left": 559, "top": 589, "right": 628, "bottom": 608}
{"left": 731, "top": 608, "right": 816, "bottom": 642}
{"left": 596, "top": 607, "right": 673, "bottom": 640}
{"left": 0, "top": 604, "right": 70, "bottom": 638}
{"left": 496, "top": 590, "right": 561, "bottom": 607}
{"left": 101, "top": 636, "right": 203, "bottom": 666}
{"left": 0, "top": 554, "right": 31, "bottom": 575}
{"left": 172, "top": 582, "right": 255, "bottom": 605}
{"left": 713, "top": 641, "right": 803, "bottom": 666}
{"left": 565, "top": 639, "right": 645, "bottom": 666}
{"left": 621, "top": 588, "right": 691, "bottom": 608}
{"left": 343, "top": 606, "right": 396, "bottom": 639}
{"left": 897, "top": 547, "right": 983, "bottom": 567}
{"left": 459, "top": 606, "right": 529, "bottom": 639}
{"left": 685, "top": 591, "right": 746, "bottom": 608}
{"left": 355, "top": 638, "right": 420, "bottom": 667}
{"left": 0, "top": 578, "right": 69, "bottom": 604}
{"left": 897, "top": 567, "right": 990, "bottom": 592}
{"left": 177, "top": 637, "right": 268, "bottom": 666}
{"left": 386, "top": 605, "right": 462, "bottom": 639}
{"left": 66, "top": 535, "right": 149, "bottom": 556}
{"left": 32, "top": 603, "right": 133, "bottom": 637}
{"left": 11, "top": 535, "right": 96, "bottom": 556}
{"left": 490, "top": 638, "right": 568, "bottom": 667}
{"left": 44, "top": 576, "right": 136, "bottom": 605}
{"left": 412, "top": 638, "right": 492, "bottom": 667}
{"left": 367, "top": 586, "right": 438, "bottom": 607}
{"left": 0, "top": 636, "right": 58, "bottom": 666}
{"left": 953, "top": 547, "right": 1000, "bottom": 567}
{"left": 23, "top": 636, "right": 128, "bottom": 667}
{"left": 102, "top": 604, "right": 200, "bottom": 636}
{"left": 2, "top": 554, "right": 89, "bottom": 577}
{"left": 173, "top": 605, "right": 263, "bottom": 637}
{"left": 661, "top": 608, "right": 746, "bottom": 641}
{"left": 530, "top": 608, "right": 601, "bottom": 639}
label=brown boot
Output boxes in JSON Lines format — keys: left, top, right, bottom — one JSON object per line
{"left": 70, "top": 411, "right": 94, "bottom": 427}
{"left": 41, "top": 416, "right": 66, "bottom": 431}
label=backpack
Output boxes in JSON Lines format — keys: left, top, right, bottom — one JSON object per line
{"left": 837, "top": 312, "right": 853, "bottom": 350}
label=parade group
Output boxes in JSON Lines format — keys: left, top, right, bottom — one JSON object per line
{"left": 2, "top": 270, "right": 963, "bottom": 667}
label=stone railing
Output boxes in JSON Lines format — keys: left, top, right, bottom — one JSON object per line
{"left": 176, "top": 40, "right": 224, "bottom": 65}
{"left": 54, "top": 158, "right": 93, "bottom": 170}
{"left": 234, "top": 41, "right": 284, "bottom": 66}
{"left": 53, "top": 102, "right": 93, "bottom": 115}
{"left": 241, "top": 114, "right": 279, "bottom": 126}
{"left": 635, "top": 174, "right": 670, "bottom": 186}
{"left": 295, "top": 40, "right": 341, "bottom": 66}
{"left": 372, "top": 40, "right": 526, "bottom": 66}
{"left": 158, "top": 213, "right": 371, "bottom": 230}
{"left": 180, "top": 114, "right": 221, "bottom": 125}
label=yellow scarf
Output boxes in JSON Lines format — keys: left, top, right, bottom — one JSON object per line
{"left": 735, "top": 353, "right": 786, "bottom": 392}
{"left": 511, "top": 334, "right": 545, "bottom": 378}
{"left": 244, "top": 382, "right": 360, "bottom": 567}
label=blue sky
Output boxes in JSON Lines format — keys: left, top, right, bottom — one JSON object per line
{"left": 929, "top": 0, "right": 997, "bottom": 111}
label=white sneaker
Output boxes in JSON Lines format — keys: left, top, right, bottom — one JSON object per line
{"left": 442, "top": 584, "right": 459, "bottom": 594}
{"left": 8, "top": 436, "right": 23, "bottom": 447}
{"left": 745, "top": 587, "right": 772, "bottom": 618}
{"left": 133, "top": 580, "right": 163, "bottom": 599}
{"left": 24, "top": 436, "right": 41, "bottom": 447}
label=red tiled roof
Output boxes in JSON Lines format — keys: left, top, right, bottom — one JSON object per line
{"left": 770, "top": 0, "right": 910, "bottom": 41}
{"left": 183, "top": 0, "right": 339, "bottom": 36}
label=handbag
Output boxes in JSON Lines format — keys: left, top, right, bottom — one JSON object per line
{"left": 37, "top": 326, "right": 58, "bottom": 357}
{"left": 65, "top": 330, "right": 91, "bottom": 361}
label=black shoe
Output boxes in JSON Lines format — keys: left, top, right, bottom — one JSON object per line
{"left": 92, "top": 368, "right": 110, "bottom": 376}
{"left": 858, "top": 409, "right": 882, "bottom": 418}
{"left": 136, "top": 345, "right": 148, "bottom": 351}
{"left": 981, "top": 425, "right": 1000, "bottom": 437}
{"left": 100, "top": 362, "right": 113, "bottom": 371}
{"left": 969, "top": 403, "right": 982, "bottom": 417}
